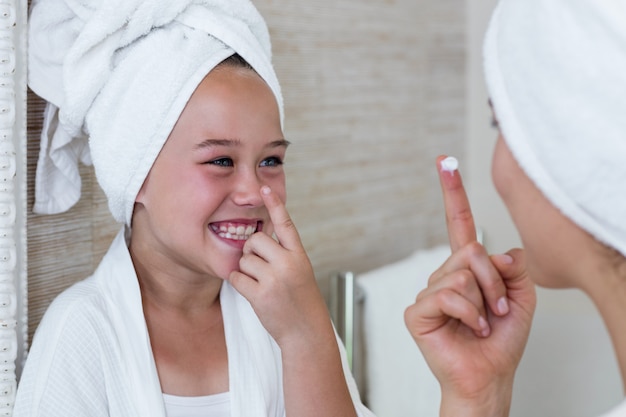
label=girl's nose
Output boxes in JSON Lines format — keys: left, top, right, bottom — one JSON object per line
{"left": 232, "top": 170, "right": 264, "bottom": 207}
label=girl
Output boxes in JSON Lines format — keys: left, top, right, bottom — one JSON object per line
{"left": 19, "top": 1, "right": 373, "bottom": 416}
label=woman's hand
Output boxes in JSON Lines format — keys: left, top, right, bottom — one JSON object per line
{"left": 404, "top": 156, "right": 536, "bottom": 417}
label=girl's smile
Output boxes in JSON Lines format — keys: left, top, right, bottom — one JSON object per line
{"left": 209, "top": 219, "right": 264, "bottom": 249}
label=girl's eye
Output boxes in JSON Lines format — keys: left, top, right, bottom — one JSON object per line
{"left": 208, "top": 157, "right": 234, "bottom": 167}
{"left": 260, "top": 156, "right": 284, "bottom": 167}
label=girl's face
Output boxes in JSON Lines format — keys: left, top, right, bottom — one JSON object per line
{"left": 491, "top": 135, "right": 594, "bottom": 288}
{"left": 134, "top": 65, "right": 287, "bottom": 281}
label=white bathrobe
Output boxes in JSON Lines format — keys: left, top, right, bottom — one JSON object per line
{"left": 13, "top": 228, "right": 374, "bottom": 417}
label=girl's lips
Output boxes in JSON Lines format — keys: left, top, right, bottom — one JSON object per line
{"left": 209, "top": 220, "right": 263, "bottom": 241}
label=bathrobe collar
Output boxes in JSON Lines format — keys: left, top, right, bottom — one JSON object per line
{"left": 96, "top": 227, "right": 285, "bottom": 417}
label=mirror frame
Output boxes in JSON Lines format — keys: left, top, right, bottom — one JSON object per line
{"left": 2, "top": 0, "right": 28, "bottom": 413}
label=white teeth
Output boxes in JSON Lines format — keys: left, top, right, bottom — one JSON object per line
{"left": 213, "top": 222, "right": 257, "bottom": 241}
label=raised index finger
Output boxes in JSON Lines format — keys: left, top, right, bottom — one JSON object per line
{"left": 260, "top": 185, "right": 302, "bottom": 251}
{"left": 436, "top": 156, "right": 510, "bottom": 316}
{"left": 437, "top": 155, "right": 477, "bottom": 252}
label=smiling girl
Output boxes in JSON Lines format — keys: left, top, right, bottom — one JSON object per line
{"left": 18, "top": 1, "right": 373, "bottom": 416}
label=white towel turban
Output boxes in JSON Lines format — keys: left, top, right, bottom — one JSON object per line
{"left": 484, "top": 0, "right": 626, "bottom": 257}
{"left": 28, "top": 0, "right": 284, "bottom": 225}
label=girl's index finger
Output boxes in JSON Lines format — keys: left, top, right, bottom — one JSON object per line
{"left": 437, "top": 155, "right": 477, "bottom": 252}
{"left": 260, "top": 185, "right": 302, "bottom": 251}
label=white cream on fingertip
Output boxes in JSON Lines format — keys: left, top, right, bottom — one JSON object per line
{"left": 440, "top": 156, "right": 459, "bottom": 174}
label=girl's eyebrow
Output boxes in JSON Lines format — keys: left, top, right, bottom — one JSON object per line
{"left": 195, "top": 139, "right": 241, "bottom": 149}
{"left": 195, "top": 138, "right": 291, "bottom": 150}
{"left": 268, "top": 139, "right": 291, "bottom": 149}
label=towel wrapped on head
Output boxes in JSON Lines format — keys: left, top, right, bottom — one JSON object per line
{"left": 28, "top": 0, "right": 284, "bottom": 225}
{"left": 483, "top": 0, "right": 626, "bottom": 257}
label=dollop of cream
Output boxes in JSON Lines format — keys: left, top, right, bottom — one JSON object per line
{"left": 440, "top": 156, "right": 459, "bottom": 173}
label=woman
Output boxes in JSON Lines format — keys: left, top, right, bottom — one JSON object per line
{"left": 18, "top": 1, "right": 373, "bottom": 416}
{"left": 405, "top": 0, "right": 626, "bottom": 416}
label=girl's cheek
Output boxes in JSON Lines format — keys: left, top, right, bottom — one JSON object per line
{"left": 269, "top": 175, "right": 287, "bottom": 203}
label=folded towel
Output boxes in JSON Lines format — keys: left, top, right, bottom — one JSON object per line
{"left": 357, "top": 246, "right": 450, "bottom": 417}
{"left": 483, "top": 0, "right": 626, "bottom": 256}
{"left": 28, "top": 0, "right": 283, "bottom": 224}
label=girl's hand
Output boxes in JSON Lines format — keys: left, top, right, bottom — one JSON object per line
{"left": 229, "top": 186, "right": 358, "bottom": 417}
{"left": 404, "top": 156, "right": 536, "bottom": 417}
{"left": 228, "top": 185, "right": 332, "bottom": 348}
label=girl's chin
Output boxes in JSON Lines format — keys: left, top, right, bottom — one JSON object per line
{"left": 217, "top": 261, "right": 245, "bottom": 281}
